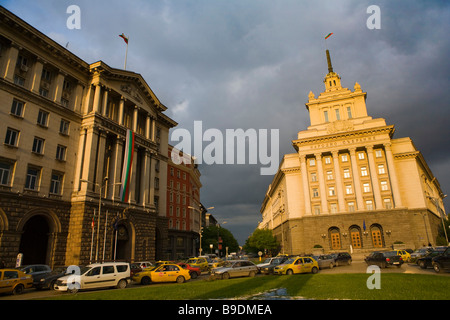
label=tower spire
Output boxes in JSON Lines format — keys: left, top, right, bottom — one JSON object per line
{"left": 326, "top": 49, "right": 333, "bottom": 73}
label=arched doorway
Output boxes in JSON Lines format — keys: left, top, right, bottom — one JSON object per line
{"left": 328, "top": 227, "right": 341, "bottom": 250}
{"left": 370, "top": 224, "right": 384, "bottom": 248}
{"left": 349, "top": 225, "right": 362, "bottom": 249}
{"left": 19, "top": 215, "right": 49, "bottom": 265}
{"left": 112, "top": 223, "right": 132, "bottom": 261}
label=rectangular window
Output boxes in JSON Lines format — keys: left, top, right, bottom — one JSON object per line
{"left": 325, "top": 157, "right": 331, "bottom": 164}
{"left": 335, "top": 109, "right": 340, "bottom": 120}
{"left": 375, "top": 150, "right": 383, "bottom": 158}
{"left": 0, "top": 162, "right": 12, "bottom": 186}
{"left": 5, "top": 128, "right": 19, "bottom": 147}
{"left": 56, "top": 145, "right": 66, "bottom": 161}
{"left": 384, "top": 198, "right": 392, "bottom": 209}
{"left": 32, "top": 137, "right": 45, "bottom": 154}
{"left": 324, "top": 111, "right": 329, "bottom": 122}
{"left": 50, "top": 173, "right": 63, "bottom": 195}
{"left": 343, "top": 168, "right": 351, "bottom": 178}
{"left": 328, "top": 187, "right": 335, "bottom": 196}
{"left": 13, "top": 75, "right": 25, "bottom": 86}
{"left": 330, "top": 203, "right": 338, "bottom": 213}
{"left": 11, "top": 99, "right": 25, "bottom": 117}
{"left": 361, "top": 166, "right": 368, "bottom": 177}
{"left": 363, "top": 183, "right": 371, "bottom": 193}
{"left": 327, "top": 171, "right": 333, "bottom": 180}
{"left": 347, "top": 106, "right": 352, "bottom": 119}
{"left": 39, "top": 88, "right": 49, "bottom": 98}
{"left": 309, "top": 158, "right": 315, "bottom": 166}
{"left": 345, "top": 185, "right": 353, "bottom": 195}
{"left": 381, "top": 181, "right": 389, "bottom": 191}
{"left": 358, "top": 152, "right": 365, "bottom": 160}
{"left": 378, "top": 164, "right": 385, "bottom": 174}
{"left": 37, "top": 110, "right": 49, "bottom": 127}
{"left": 312, "top": 188, "right": 319, "bottom": 198}
{"left": 366, "top": 200, "right": 374, "bottom": 210}
{"left": 348, "top": 202, "right": 355, "bottom": 212}
{"left": 314, "top": 205, "right": 321, "bottom": 215}
{"left": 341, "top": 154, "right": 348, "bottom": 162}
{"left": 310, "top": 172, "right": 317, "bottom": 182}
{"left": 41, "top": 69, "right": 52, "bottom": 82}
{"left": 25, "top": 167, "right": 40, "bottom": 190}
{"left": 59, "top": 119, "right": 70, "bottom": 135}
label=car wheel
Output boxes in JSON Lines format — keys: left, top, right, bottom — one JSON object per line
{"left": 176, "top": 276, "right": 185, "bottom": 283}
{"left": 419, "top": 261, "right": 427, "bottom": 269}
{"left": 50, "top": 280, "right": 58, "bottom": 291}
{"left": 329, "top": 263, "right": 334, "bottom": 269}
{"left": 141, "top": 276, "right": 151, "bottom": 285}
{"left": 311, "top": 267, "right": 319, "bottom": 274}
{"left": 286, "top": 269, "right": 294, "bottom": 275}
{"left": 249, "top": 271, "right": 256, "bottom": 277}
{"left": 116, "top": 279, "right": 127, "bottom": 289}
{"left": 433, "top": 263, "right": 442, "bottom": 273}
{"left": 347, "top": 259, "right": 352, "bottom": 265}
{"left": 190, "top": 271, "right": 198, "bottom": 279}
{"left": 222, "top": 272, "right": 230, "bottom": 280}
{"left": 12, "top": 284, "right": 24, "bottom": 295}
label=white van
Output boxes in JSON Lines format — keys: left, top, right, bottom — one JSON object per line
{"left": 55, "top": 262, "right": 130, "bottom": 293}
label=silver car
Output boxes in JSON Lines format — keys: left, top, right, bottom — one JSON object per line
{"left": 312, "top": 255, "right": 336, "bottom": 269}
{"left": 211, "top": 260, "right": 258, "bottom": 279}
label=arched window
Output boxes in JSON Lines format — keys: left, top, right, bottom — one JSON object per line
{"left": 349, "top": 225, "right": 362, "bottom": 249}
{"left": 328, "top": 227, "right": 341, "bottom": 250}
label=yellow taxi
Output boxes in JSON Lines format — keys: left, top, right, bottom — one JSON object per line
{"left": 209, "top": 258, "right": 225, "bottom": 269}
{"left": 273, "top": 257, "right": 319, "bottom": 275}
{"left": 395, "top": 250, "right": 411, "bottom": 262}
{"left": 0, "top": 269, "right": 33, "bottom": 295}
{"left": 186, "top": 257, "right": 209, "bottom": 272}
{"left": 132, "top": 264, "right": 190, "bottom": 285}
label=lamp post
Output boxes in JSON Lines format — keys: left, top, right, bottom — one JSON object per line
{"left": 188, "top": 205, "right": 214, "bottom": 256}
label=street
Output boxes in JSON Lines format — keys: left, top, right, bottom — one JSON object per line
{"left": 1, "top": 260, "right": 448, "bottom": 300}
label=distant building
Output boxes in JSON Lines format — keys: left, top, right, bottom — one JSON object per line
{"left": 166, "top": 145, "right": 202, "bottom": 259}
{"left": 259, "top": 49, "right": 447, "bottom": 255}
{"left": 0, "top": 7, "right": 177, "bottom": 267}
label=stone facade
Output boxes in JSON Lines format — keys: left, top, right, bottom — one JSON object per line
{"left": 260, "top": 50, "right": 447, "bottom": 255}
{"left": 0, "top": 7, "right": 176, "bottom": 268}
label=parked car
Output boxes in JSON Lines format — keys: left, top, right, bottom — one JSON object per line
{"left": 416, "top": 248, "right": 446, "bottom": 269}
{"left": 35, "top": 266, "right": 71, "bottom": 290}
{"left": 410, "top": 247, "right": 433, "bottom": 262}
{"left": 55, "top": 262, "right": 130, "bottom": 293}
{"left": 273, "top": 257, "right": 319, "bottom": 275}
{"left": 130, "top": 261, "right": 153, "bottom": 277}
{"left": 185, "top": 257, "right": 209, "bottom": 272}
{"left": 132, "top": 263, "right": 190, "bottom": 284}
{"left": 208, "top": 258, "right": 225, "bottom": 269}
{"left": 0, "top": 269, "right": 33, "bottom": 295}
{"left": 312, "top": 255, "right": 336, "bottom": 269}
{"left": 432, "top": 246, "right": 450, "bottom": 273}
{"left": 394, "top": 250, "right": 411, "bottom": 262}
{"left": 259, "top": 256, "right": 289, "bottom": 274}
{"left": 330, "top": 252, "right": 352, "bottom": 266}
{"left": 211, "top": 260, "right": 258, "bottom": 279}
{"left": 177, "top": 263, "right": 201, "bottom": 279}
{"left": 365, "top": 251, "right": 403, "bottom": 268}
{"left": 18, "top": 264, "right": 52, "bottom": 287}
{"left": 257, "top": 257, "right": 279, "bottom": 270}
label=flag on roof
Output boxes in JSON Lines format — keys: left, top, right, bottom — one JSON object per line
{"left": 119, "top": 33, "right": 129, "bottom": 44}
{"left": 325, "top": 33, "right": 333, "bottom": 40}
{"left": 120, "top": 129, "right": 135, "bottom": 202}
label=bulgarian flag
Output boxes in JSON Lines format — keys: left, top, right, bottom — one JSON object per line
{"left": 119, "top": 33, "right": 129, "bottom": 44}
{"left": 325, "top": 33, "right": 333, "bottom": 40}
{"left": 120, "top": 129, "right": 135, "bottom": 202}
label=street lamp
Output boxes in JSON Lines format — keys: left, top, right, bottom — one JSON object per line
{"left": 188, "top": 205, "right": 214, "bottom": 256}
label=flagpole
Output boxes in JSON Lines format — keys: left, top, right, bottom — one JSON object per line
{"left": 90, "top": 209, "right": 96, "bottom": 264}
{"left": 102, "top": 210, "right": 108, "bottom": 262}
{"left": 124, "top": 38, "right": 129, "bottom": 70}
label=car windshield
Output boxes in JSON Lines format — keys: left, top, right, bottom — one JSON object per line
{"left": 284, "top": 258, "right": 296, "bottom": 264}
{"left": 262, "top": 258, "right": 272, "bottom": 263}
{"left": 272, "top": 258, "right": 284, "bottom": 264}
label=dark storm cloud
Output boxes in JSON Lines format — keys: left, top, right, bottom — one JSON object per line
{"left": 4, "top": 0, "right": 450, "bottom": 244}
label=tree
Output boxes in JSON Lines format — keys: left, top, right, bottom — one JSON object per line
{"left": 201, "top": 225, "right": 239, "bottom": 256}
{"left": 436, "top": 214, "right": 450, "bottom": 246}
{"left": 244, "top": 228, "right": 279, "bottom": 256}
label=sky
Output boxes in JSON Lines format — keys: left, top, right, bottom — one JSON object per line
{"left": 3, "top": 0, "right": 450, "bottom": 245}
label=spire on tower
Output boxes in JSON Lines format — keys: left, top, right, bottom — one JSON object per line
{"left": 326, "top": 49, "right": 333, "bottom": 73}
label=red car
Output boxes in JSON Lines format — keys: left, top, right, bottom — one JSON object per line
{"left": 177, "top": 263, "right": 201, "bottom": 279}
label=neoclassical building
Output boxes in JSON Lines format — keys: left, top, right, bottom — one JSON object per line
{"left": 259, "top": 49, "right": 447, "bottom": 255}
{"left": 0, "top": 7, "right": 177, "bottom": 267}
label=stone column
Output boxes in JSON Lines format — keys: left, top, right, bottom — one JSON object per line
{"left": 349, "top": 148, "right": 364, "bottom": 210}
{"left": 92, "top": 84, "right": 102, "bottom": 113}
{"left": 315, "top": 153, "right": 329, "bottom": 214}
{"left": 95, "top": 131, "right": 107, "bottom": 194}
{"left": 118, "top": 97, "right": 125, "bottom": 126}
{"left": 384, "top": 143, "right": 403, "bottom": 208}
{"left": 366, "top": 145, "right": 383, "bottom": 209}
{"left": 133, "top": 106, "right": 138, "bottom": 132}
{"left": 145, "top": 114, "right": 151, "bottom": 140}
{"left": 30, "top": 58, "right": 43, "bottom": 94}
{"left": 101, "top": 88, "right": 109, "bottom": 117}
{"left": 300, "top": 155, "right": 312, "bottom": 216}
{"left": 80, "top": 127, "right": 99, "bottom": 193}
{"left": 2, "top": 44, "right": 19, "bottom": 81}
{"left": 332, "top": 150, "right": 346, "bottom": 212}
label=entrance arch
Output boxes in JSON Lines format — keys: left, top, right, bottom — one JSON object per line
{"left": 18, "top": 215, "right": 49, "bottom": 265}
{"left": 112, "top": 221, "right": 135, "bottom": 262}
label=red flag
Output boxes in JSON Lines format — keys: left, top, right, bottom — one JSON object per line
{"left": 119, "top": 33, "right": 129, "bottom": 44}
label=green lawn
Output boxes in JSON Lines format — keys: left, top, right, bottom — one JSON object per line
{"left": 45, "top": 273, "right": 450, "bottom": 300}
